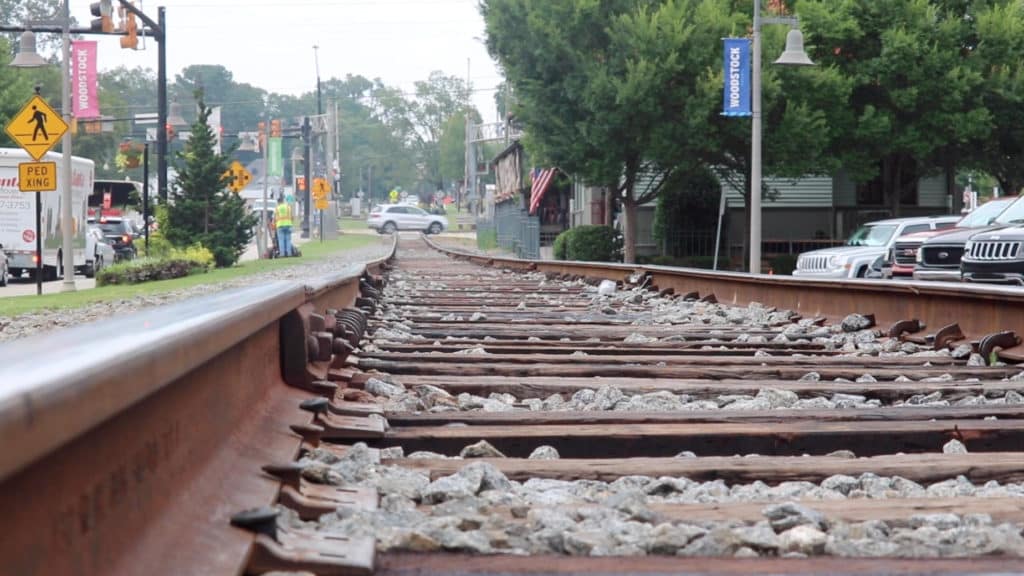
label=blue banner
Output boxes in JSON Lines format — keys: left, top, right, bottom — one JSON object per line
{"left": 722, "top": 38, "right": 751, "bottom": 117}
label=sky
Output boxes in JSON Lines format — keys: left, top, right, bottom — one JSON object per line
{"left": 69, "top": 0, "right": 504, "bottom": 122}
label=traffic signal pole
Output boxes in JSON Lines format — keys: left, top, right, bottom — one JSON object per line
{"left": 301, "top": 116, "right": 311, "bottom": 239}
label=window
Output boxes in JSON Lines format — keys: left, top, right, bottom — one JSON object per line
{"left": 934, "top": 221, "right": 957, "bottom": 231}
{"left": 901, "top": 224, "right": 931, "bottom": 235}
{"left": 408, "top": 207, "right": 427, "bottom": 216}
{"left": 387, "top": 206, "right": 407, "bottom": 214}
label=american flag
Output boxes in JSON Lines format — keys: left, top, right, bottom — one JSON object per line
{"left": 529, "top": 168, "right": 557, "bottom": 215}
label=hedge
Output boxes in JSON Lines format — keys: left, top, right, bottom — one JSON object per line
{"left": 553, "top": 225, "right": 622, "bottom": 262}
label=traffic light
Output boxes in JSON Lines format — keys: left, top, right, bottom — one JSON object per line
{"left": 270, "top": 120, "right": 282, "bottom": 137}
{"left": 257, "top": 121, "right": 267, "bottom": 150}
{"left": 119, "top": 4, "right": 138, "bottom": 50}
{"left": 165, "top": 123, "right": 176, "bottom": 141}
{"left": 90, "top": 0, "right": 114, "bottom": 33}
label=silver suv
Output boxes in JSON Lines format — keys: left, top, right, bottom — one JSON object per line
{"left": 793, "top": 216, "right": 960, "bottom": 279}
{"left": 367, "top": 204, "right": 448, "bottom": 234}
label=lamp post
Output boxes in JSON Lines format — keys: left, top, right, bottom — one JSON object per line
{"left": 314, "top": 45, "right": 323, "bottom": 116}
{"left": 10, "top": 2, "right": 76, "bottom": 291}
{"left": 749, "top": 3, "right": 815, "bottom": 274}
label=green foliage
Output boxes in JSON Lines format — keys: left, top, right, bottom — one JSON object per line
{"left": 164, "top": 94, "right": 256, "bottom": 268}
{"left": 558, "top": 225, "right": 623, "bottom": 262}
{"left": 96, "top": 257, "right": 208, "bottom": 286}
{"left": 653, "top": 168, "right": 722, "bottom": 244}
{"left": 140, "top": 236, "right": 215, "bottom": 269}
{"left": 553, "top": 230, "right": 569, "bottom": 260}
{"left": 477, "top": 229, "right": 498, "bottom": 251}
{"left": 769, "top": 254, "right": 798, "bottom": 276}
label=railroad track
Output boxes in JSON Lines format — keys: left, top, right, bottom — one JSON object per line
{"left": 2, "top": 233, "right": 1024, "bottom": 575}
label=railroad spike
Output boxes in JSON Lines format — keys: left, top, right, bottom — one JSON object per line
{"left": 230, "top": 507, "right": 279, "bottom": 540}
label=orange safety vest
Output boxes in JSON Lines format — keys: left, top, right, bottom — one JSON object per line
{"left": 275, "top": 203, "right": 293, "bottom": 228}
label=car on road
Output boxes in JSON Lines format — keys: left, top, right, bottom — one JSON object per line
{"left": 887, "top": 197, "right": 1016, "bottom": 279}
{"left": 83, "top": 226, "right": 117, "bottom": 278}
{"left": 367, "top": 204, "right": 448, "bottom": 235}
{"left": 88, "top": 217, "right": 138, "bottom": 262}
{"left": 961, "top": 225, "right": 1024, "bottom": 285}
{"left": 793, "top": 215, "right": 961, "bottom": 279}
{"left": 914, "top": 195, "right": 1024, "bottom": 282}
{"left": 0, "top": 245, "right": 7, "bottom": 287}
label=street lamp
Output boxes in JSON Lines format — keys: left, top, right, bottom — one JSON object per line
{"left": 10, "top": 2, "right": 77, "bottom": 291}
{"left": 749, "top": 4, "right": 815, "bottom": 274}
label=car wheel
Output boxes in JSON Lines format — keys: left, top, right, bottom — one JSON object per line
{"left": 382, "top": 222, "right": 397, "bottom": 234}
{"left": 428, "top": 222, "right": 443, "bottom": 235}
{"left": 0, "top": 265, "right": 6, "bottom": 287}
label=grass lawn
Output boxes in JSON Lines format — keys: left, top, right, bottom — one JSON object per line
{"left": 339, "top": 217, "right": 370, "bottom": 232}
{"left": 0, "top": 235, "right": 383, "bottom": 317}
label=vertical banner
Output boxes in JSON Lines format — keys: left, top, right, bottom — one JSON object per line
{"left": 71, "top": 41, "right": 99, "bottom": 119}
{"left": 722, "top": 38, "right": 752, "bottom": 117}
{"left": 208, "top": 106, "right": 222, "bottom": 154}
{"left": 267, "top": 137, "right": 283, "bottom": 177}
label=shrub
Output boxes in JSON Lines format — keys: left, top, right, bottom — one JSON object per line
{"left": 96, "top": 244, "right": 213, "bottom": 286}
{"left": 565, "top": 225, "right": 622, "bottom": 262}
{"left": 770, "top": 254, "right": 798, "bottom": 275}
{"left": 97, "top": 258, "right": 204, "bottom": 286}
{"left": 553, "top": 229, "right": 570, "bottom": 260}
{"left": 477, "top": 229, "right": 498, "bottom": 251}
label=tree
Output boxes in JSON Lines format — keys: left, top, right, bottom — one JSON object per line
{"left": 408, "top": 72, "right": 472, "bottom": 195}
{"left": 484, "top": 0, "right": 795, "bottom": 262}
{"left": 960, "top": 1, "right": 1024, "bottom": 195}
{"left": 164, "top": 93, "right": 255, "bottom": 268}
{"left": 796, "top": 0, "right": 991, "bottom": 214}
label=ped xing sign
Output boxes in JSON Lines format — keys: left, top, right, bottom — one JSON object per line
{"left": 722, "top": 38, "right": 752, "bottom": 117}
{"left": 18, "top": 162, "right": 58, "bottom": 192}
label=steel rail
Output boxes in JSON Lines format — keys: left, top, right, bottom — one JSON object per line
{"left": 422, "top": 236, "right": 1024, "bottom": 354}
{"left": 0, "top": 235, "right": 396, "bottom": 575}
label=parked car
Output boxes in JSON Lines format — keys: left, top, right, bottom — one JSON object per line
{"left": 0, "top": 244, "right": 7, "bottom": 287}
{"left": 367, "top": 204, "right": 448, "bottom": 234}
{"left": 915, "top": 195, "right": 1024, "bottom": 282}
{"left": 793, "top": 216, "right": 961, "bottom": 279}
{"left": 82, "top": 226, "right": 117, "bottom": 278}
{"left": 887, "top": 198, "right": 1015, "bottom": 278}
{"left": 88, "top": 217, "right": 137, "bottom": 262}
{"left": 961, "top": 225, "right": 1024, "bottom": 285}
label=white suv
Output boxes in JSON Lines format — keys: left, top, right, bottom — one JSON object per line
{"left": 367, "top": 204, "right": 448, "bottom": 234}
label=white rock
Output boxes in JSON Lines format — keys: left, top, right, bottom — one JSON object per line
{"left": 779, "top": 525, "right": 827, "bottom": 555}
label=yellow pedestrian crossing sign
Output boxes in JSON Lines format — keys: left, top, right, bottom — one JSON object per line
{"left": 4, "top": 95, "right": 68, "bottom": 161}
{"left": 223, "top": 160, "right": 252, "bottom": 193}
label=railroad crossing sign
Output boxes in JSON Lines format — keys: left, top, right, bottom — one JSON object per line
{"left": 312, "top": 177, "right": 330, "bottom": 200}
{"left": 223, "top": 160, "right": 252, "bottom": 193}
{"left": 18, "top": 162, "right": 57, "bottom": 192}
{"left": 4, "top": 95, "right": 68, "bottom": 161}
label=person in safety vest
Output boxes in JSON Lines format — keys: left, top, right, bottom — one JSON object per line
{"left": 275, "top": 196, "right": 294, "bottom": 257}
{"left": 389, "top": 188, "right": 400, "bottom": 204}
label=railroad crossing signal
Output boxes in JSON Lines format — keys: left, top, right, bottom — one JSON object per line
{"left": 312, "top": 177, "right": 330, "bottom": 200}
{"left": 223, "top": 160, "right": 252, "bottom": 193}
{"left": 4, "top": 95, "right": 68, "bottom": 161}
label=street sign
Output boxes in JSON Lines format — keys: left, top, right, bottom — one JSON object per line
{"left": 17, "top": 162, "right": 57, "bottom": 192}
{"left": 312, "top": 177, "right": 330, "bottom": 200}
{"left": 223, "top": 160, "right": 252, "bottom": 193}
{"left": 4, "top": 95, "right": 69, "bottom": 161}
{"left": 315, "top": 197, "right": 329, "bottom": 211}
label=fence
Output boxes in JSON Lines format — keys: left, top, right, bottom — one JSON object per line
{"left": 479, "top": 202, "right": 540, "bottom": 259}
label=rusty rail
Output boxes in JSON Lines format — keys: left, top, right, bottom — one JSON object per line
{"left": 0, "top": 235, "right": 396, "bottom": 576}
{"left": 422, "top": 236, "right": 1024, "bottom": 360}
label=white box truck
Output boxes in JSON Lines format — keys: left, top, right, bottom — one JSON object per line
{"left": 0, "top": 148, "right": 94, "bottom": 280}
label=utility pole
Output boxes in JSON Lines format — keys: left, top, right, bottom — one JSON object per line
{"left": 59, "top": 0, "right": 74, "bottom": 291}
{"left": 259, "top": 117, "right": 270, "bottom": 257}
{"left": 301, "top": 116, "right": 312, "bottom": 238}
{"left": 326, "top": 100, "right": 337, "bottom": 216}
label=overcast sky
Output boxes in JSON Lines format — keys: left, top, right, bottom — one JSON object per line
{"left": 71, "top": 0, "right": 503, "bottom": 121}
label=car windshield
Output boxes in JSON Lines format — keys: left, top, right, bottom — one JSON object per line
{"left": 846, "top": 224, "right": 897, "bottom": 247}
{"left": 995, "top": 197, "right": 1024, "bottom": 225}
{"left": 959, "top": 198, "right": 1014, "bottom": 228}
{"left": 98, "top": 222, "right": 125, "bottom": 235}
